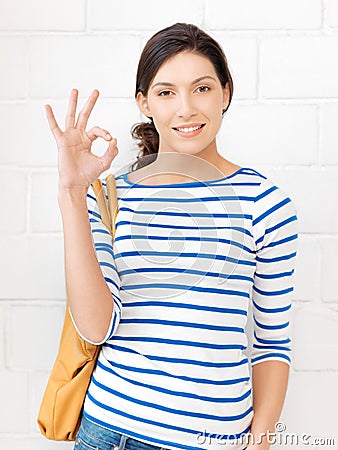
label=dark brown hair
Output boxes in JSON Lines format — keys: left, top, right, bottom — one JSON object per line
{"left": 130, "top": 22, "right": 234, "bottom": 171}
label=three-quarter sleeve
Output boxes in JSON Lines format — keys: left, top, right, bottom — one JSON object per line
{"left": 251, "top": 179, "right": 298, "bottom": 367}
{"left": 71, "top": 181, "right": 122, "bottom": 345}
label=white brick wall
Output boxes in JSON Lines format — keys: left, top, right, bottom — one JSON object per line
{"left": 0, "top": 1, "right": 337, "bottom": 448}
{"left": 0, "top": 37, "right": 29, "bottom": 99}
{"left": 0, "top": 0, "right": 86, "bottom": 31}
{"left": 261, "top": 37, "right": 338, "bottom": 98}
{"left": 87, "top": 0, "right": 204, "bottom": 30}
{"left": 205, "top": 0, "right": 322, "bottom": 30}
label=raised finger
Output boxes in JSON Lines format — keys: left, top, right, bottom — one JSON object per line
{"left": 65, "top": 88, "right": 78, "bottom": 129}
{"left": 87, "top": 126, "right": 113, "bottom": 142}
{"left": 44, "top": 104, "right": 62, "bottom": 140}
{"left": 76, "top": 89, "right": 99, "bottom": 130}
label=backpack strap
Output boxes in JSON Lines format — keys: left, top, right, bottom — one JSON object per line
{"left": 105, "top": 174, "right": 118, "bottom": 236}
{"left": 91, "top": 175, "right": 118, "bottom": 237}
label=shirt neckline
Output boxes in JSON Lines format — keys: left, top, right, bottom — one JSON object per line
{"left": 122, "top": 167, "right": 249, "bottom": 188}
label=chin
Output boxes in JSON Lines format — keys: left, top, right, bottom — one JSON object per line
{"left": 179, "top": 141, "right": 214, "bottom": 153}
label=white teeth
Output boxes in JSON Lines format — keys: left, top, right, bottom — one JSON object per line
{"left": 177, "top": 125, "right": 202, "bottom": 133}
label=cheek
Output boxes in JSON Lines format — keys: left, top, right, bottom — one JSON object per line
{"left": 152, "top": 107, "right": 174, "bottom": 129}
{"left": 204, "top": 94, "right": 222, "bottom": 112}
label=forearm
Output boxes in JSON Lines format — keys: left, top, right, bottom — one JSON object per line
{"left": 58, "top": 187, "right": 113, "bottom": 344}
{"left": 249, "top": 360, "right": 290, "bottom": 448}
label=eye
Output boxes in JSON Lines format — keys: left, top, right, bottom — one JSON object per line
{"left": 158, "top": 90, "right": 172, "bottom": 96}
{"left": 196, "top": 85, "right": 210, "bottom": 93}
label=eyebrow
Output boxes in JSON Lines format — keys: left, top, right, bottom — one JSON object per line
{"left": 151, "top": 75, "right": 217, "bottom": 90}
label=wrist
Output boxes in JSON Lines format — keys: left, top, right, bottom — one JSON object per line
{"left": 58, "top": 185, "right": 88, "bottom": 206}
{"left": 250, "top": 415, "right": 278, "bottom": 434}
{"left": 248, "top": 417, "right": 277, "bottom": 449}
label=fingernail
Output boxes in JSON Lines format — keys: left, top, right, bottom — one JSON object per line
{"left": 106, "top": 133, "right": 112, "bottom": 140}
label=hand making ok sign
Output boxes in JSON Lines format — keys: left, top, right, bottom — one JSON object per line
{"left": 45, "top": 88, "right": 118, "bottom": 192}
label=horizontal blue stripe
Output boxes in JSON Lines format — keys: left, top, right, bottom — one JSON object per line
{"left": 119, "top": 267, "right": 254, "bottom": 284}
{"left": 256, "top": 251, "right": 297, "bottom": 263}
{"left": 116, "top": 194, "right": 254, "bottom": 203}
{"left": 121, "top": 283, "right": 250, "bottom": 298}
{"left": 116, "top": 178, "right": 261, "bottom": 188}
{"left": 111, "top": 336, "right": 246, "bottom": 350}
{"left": 95, "top": 242, "right": 113, "bottom": 249}
{"left": 114, "top": 233, "right": 254, "bottom": 255}
{"left": 94, "top": 246, "right": 114, "bottom": 258}
{"left": 253, "top": 317, "right": 289, "bottom": 330}
{"left": 254, "top": 332, "right": 291, "bottom": 345}
{"left": 114, "top": 250, "right": 256, "bottom": 266}
{"left": 116, "top": 221, "right": 253, "bottom": 237}
{"left": 123, "top": 300, "right": 248, "bottom": 316}
{"left": 120, "top": 318, "right": 244, "bottom": 333}
{"left": 92, "top": 228, "right": 110, "bottom": 236}
{"left": 120, "top": 168, "right": 256, "bottom": 184}
{"left": 105, "top": 346, "right": 249, "bottom": 372}
{"left": 254, "top": 270, "right": 293, "bottom": 279}
{"left": 253, "top": 285, "right": 293, "bottom": 297}
{"left": 252, "top": 299, "right": 291, "bottom": 313}
{"left": 261, "top": 233, "right": 298, "bottom": 250}
{"left": 104, "top": 349, "right": 250, "bottom": 376}
{"left": 253, "top": 344, "right": 291, "bottom": 351}
{"left": 119, "top": 206, "right": 252, "bottom": 221}
{"left": 251, "top": 353, "right": 291, "bottom": 364}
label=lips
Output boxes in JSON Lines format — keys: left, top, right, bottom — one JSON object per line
{"left": 172, "top": 123, "right": 206, "bottom": 132}
{"left": 172, "top": 123, "right": 206, "bottom": 138}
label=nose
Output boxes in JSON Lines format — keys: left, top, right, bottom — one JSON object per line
{"left": 176, "top": 94, "right": 197, "bottom": 119}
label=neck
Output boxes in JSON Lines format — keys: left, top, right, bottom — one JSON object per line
{"left": 152, "top": 147, "right": 229, "bottom": 181}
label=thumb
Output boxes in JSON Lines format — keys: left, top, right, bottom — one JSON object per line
{"left": 100, "top": 139, "right": 118, "bottom": 171}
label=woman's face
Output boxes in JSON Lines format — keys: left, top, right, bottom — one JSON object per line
{"left": 136, "top": 51, "right": 230, "bottom": 158}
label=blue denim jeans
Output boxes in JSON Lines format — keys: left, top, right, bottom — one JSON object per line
{"left": 74, "top": 415, "right": 169, "bottom": 450}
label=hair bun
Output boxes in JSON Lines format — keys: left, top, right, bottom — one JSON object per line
{"left": 130, "top": 121, "right": 159, "bottom": 170}
{"left": 131, "top": 121, "right": 158, "bottom": 152}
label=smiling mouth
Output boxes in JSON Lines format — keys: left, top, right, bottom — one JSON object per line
{"left": 172, "top": 124, "right": 206, "bottom": 133}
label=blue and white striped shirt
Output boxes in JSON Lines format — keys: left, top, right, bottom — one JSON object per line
{"left": 74, "top": 166, "right": 298, "bottom": 450}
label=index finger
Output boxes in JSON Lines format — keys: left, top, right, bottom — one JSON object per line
{"left": 76, "top": 89, "right": 100, "bottom": 130}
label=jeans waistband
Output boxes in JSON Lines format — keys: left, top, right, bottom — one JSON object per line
{"left": 79, "top": 414, "right": 169, "bottom": 450}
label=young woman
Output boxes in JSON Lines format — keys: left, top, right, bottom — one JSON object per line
{"left": 45, "top": 23, "right": 298, "bottom": 450}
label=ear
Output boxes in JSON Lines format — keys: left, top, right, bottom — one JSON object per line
{"left": 222, "top": 82, "right": 231, "bottom": 110}
{"left": 136, "top": 91, "right": 152, "bottom": 119}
